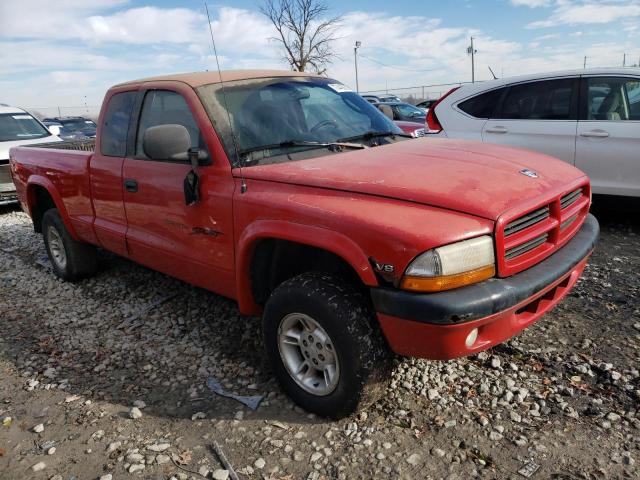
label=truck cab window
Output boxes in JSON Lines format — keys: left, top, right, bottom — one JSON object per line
{"left": 135, "top": 90, "right": 203, "bottom": 159}
{"left": 100, "top": 91, "right": 136, "bottom": 157}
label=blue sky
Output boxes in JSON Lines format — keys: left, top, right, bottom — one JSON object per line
{"left": 1, "top": 0, "right": 639, "bottom": 116}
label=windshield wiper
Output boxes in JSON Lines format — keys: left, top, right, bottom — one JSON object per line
{"left": 337, "top": 131, "right": 411, "bottom": 143}
{"left": 238, "top": 139, "right": 367, "bottom": 156}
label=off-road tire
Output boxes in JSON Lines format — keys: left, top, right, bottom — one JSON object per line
{"left": 42, "top": 208, "right": 98, "bottom": 281}
{"left": 263, "top": 272, "right": 393, "bottom": 419}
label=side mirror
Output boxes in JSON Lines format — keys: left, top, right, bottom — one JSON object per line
{"left": 143, "top": 124, "right": 205, "bottom": 206}
{"left": 143, "top": 124, "right": 191, "bottom": 160}
{"left": 48, "top": 125, "right": 61, "bottom": 136}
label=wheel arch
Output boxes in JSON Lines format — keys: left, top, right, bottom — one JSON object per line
{"left": 26, "top": 176, "right": 80, "bottom": 240}
{"left": 236, "top": 220, "right": 378, "bottom": 315}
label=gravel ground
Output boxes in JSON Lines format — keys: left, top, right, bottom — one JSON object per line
{"left": 0, "top": 202, "right": 638, "bottom": 480}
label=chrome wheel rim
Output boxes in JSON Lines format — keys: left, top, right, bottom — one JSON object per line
{"left": 277, "top": 313, "right": 340, "bottom": 396}
{"left": 47, "top": 226, "right": 67, "bottom": 270}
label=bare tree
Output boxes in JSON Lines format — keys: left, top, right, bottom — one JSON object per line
{"left": 261, "top": 0, "right": 341, "bottom": 74}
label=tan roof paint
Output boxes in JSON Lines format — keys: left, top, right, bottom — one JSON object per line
{"left": 115, "top": 70, "right": 323, "bottom": 88}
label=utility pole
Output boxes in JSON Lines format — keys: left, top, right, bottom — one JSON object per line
{"left": 467, "top": 37, "right": 477, "bottom": 83}
{"left": 623, "top": 53, "right": 626, "bottom": 67}
{"left": 354, "top": 41, "right": 361, "bottom": 93}
{"left": 583, "top": 56, "right": 587, "bottom": 69}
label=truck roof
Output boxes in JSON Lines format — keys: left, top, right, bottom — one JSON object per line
{"left": 116, "top": 70, "right": 322, "bottom": 88}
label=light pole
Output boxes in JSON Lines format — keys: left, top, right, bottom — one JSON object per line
{"left": 354, "top": 41, "right": 361, "bottom": 93}
{"left": 467, "top": 37, "right": 477, "bottom": 83}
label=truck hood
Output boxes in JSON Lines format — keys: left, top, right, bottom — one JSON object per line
{"left": 1, "top": 135, "right": 61, "bottom": 160}
{"left": 239, "top": 138, "right": 587, "bottom": 221}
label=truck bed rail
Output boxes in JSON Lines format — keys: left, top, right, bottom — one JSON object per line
{"left": 28, "top": 139, "right": 96, "bottom": 152}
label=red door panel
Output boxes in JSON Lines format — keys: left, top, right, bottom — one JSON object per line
{"left": 122, "top": 160, "right": 236, "bottom": 298}
{"left": 90, "top": 154, "right": 127, "bottom": 256}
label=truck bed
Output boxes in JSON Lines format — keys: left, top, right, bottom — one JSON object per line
{"left": 10, "top": 140, "right": 96, "bottom": 240}
{"left": 27, "top": 138, "right": 96, "bottom": 152}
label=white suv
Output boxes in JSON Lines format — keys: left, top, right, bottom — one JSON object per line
{"left": 427, "top": 68, "right": 640, "bottom": 197}
{"left": 0, "top": 104, "right": 61, "bottom": 205}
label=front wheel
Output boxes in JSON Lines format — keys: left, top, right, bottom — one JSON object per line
{"left": 263, "top": 272, "right": 393, "bottom": 419}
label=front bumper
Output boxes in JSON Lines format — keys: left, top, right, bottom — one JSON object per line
{"left": 371, "top": 213, "right": 599, "bottom": 359}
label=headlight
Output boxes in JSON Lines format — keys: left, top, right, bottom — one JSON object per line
{"left": 401, "top": 236, "right": 495, "bottom": 292}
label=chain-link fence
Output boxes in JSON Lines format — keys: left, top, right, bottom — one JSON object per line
{"left": 360, "top": 81, "right": 473, "bottom": 104}
{"left": 25, "top": 105, "right": 101, "bottom": 121}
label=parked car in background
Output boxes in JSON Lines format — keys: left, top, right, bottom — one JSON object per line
{"left": 416, "top": 99, "right": 437, "bottom": 111}
{"left": 41, "top": 120, "right": 64, "bottom": 136}
{"left": 362, "top": 93, "right": 402, "bottom": 104}
{"left": 42, "top": 116, "right": 97, "bottom": 140}
{"left": 0, "top": 104, "right": 61, "bottom": 205}
{"left": 10, "top": 70, "right": 598, "bottom": 417}
{"left": 376, "top": 102, "right": 426, "bottom": 123}
{"left": 394, "top": 120, "right": 426, "bottom": 137}
{"left": 427, "top": 68, "right": 640, "bottom": 197}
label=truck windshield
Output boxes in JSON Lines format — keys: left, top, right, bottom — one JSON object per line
{"left": 0, "top": 113, "right": 51, "bottom": 142}
{"left": 197, "top": 76, "right": 404, "bottom": 166}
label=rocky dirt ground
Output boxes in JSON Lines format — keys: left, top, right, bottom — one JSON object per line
{"left": 0, "top": 201, "right": 638, "bottom": 480}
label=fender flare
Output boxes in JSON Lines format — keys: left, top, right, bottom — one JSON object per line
{"left": 26, "top": 176, "right": 80, "bottom": 241}
{"left": 235, "top": 220, "right": 378, "bottom": 315}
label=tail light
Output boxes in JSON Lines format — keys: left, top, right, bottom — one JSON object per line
{"left": 426, "top": 86, "right": 460, "bottom": 133}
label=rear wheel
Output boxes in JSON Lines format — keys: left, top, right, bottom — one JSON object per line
{"left": 42, "top": 209, "right": 98, "bottom": 281}
{"left": 263, "top": 272, "right": 393, "bottom": 419}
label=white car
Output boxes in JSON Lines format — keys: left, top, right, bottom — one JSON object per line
{"left": 0, "top": 104, "right": 62, "bottom": 205}
{"left": 426, "top": 68, "right": 640, "bottom": 197}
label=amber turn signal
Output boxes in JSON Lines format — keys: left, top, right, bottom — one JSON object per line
{"left": 400, "top": 264, "right": 496, "bottom": 292}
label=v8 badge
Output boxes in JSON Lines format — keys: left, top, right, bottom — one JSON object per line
{"left": 371, "top": 259, "right": 395, "bottom": 273}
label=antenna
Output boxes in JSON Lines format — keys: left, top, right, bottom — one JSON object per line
{"left": 488, "top": 66, "right": 497, "bottom": 80}
{"left": 204, "top": 2, "right": 246, "bottom": 193}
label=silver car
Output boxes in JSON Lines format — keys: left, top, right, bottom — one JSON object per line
{"left": 0, "top": 104, "right": 61, "bottom": 205}
{"left": 427, "top": 68, "right": 640, "bottom": 197}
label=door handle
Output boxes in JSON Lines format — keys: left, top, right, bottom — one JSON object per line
{"left": 485, "top": 126, "right": 508, "bottom": 134}
{"left": 124, "top": 179, "right": 138, "bottom": 192}
{"left": 580, "top": 130, "right": 609, "bottom": 138}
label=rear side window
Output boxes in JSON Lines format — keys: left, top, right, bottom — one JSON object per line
{"left": 458, "top": 88, "right": 505, "bottom": 118}
{"left": 583, "top": 77, "right": 640, "bottom": 121}
{"left": 100, "top": 91, "right": 136, "bottom": 157}
{"left": 498, "top": 79, "right": 575, "bottom": 120}
{"left": 135, "top": 90, "right": 203, "bottom": 159}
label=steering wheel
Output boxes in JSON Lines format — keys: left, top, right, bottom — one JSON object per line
{"left": 310, "top": 119, "right": 338, "bottom": 132}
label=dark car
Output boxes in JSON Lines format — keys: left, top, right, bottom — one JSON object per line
{"left": 362, "top": 94, "right": 402, "bottom": 104}
{"left": 42, "top": 116, "right": 97, "bottom": 140}
{"left": 416, "top": 99, "right": 437, "bottom": 111}
{"left": 376, "top": 102, "right": 426, "bottom": 123}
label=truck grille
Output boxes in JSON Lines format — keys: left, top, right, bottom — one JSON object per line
{"left": 504, "top": 206, "right": 550, "bottom": 236}
{"left": 505, "top": 233, "right": 548, "bottom": 260}
{"left": 496, "top": 183, "right": 590, "bottom": 277}
{"left": 560, "top": 188, "right": 582, "bottom": 209}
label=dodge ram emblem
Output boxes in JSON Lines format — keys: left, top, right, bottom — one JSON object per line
{"left": 519, "top": 168, "right": 538, "bottom": 178}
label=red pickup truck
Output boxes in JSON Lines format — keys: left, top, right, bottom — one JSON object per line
{"left": 10, "top": 70, "right": 599, "bottom": 418}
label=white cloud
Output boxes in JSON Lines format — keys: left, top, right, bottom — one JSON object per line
{"left": 0, "top": 0, "right": 129, "bottom": 39}
{"left": 87, "top": 7, "right": 205, "bottom": 44}
{"left": 509, "top": 0, "right": 552, "bottom": 7}
{"left": 528, "top": 1, "right": 640, "bottom": 28}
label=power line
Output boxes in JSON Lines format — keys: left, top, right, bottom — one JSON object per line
{"left": 358, "top": 54, "right": 465, "bottom": 73}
